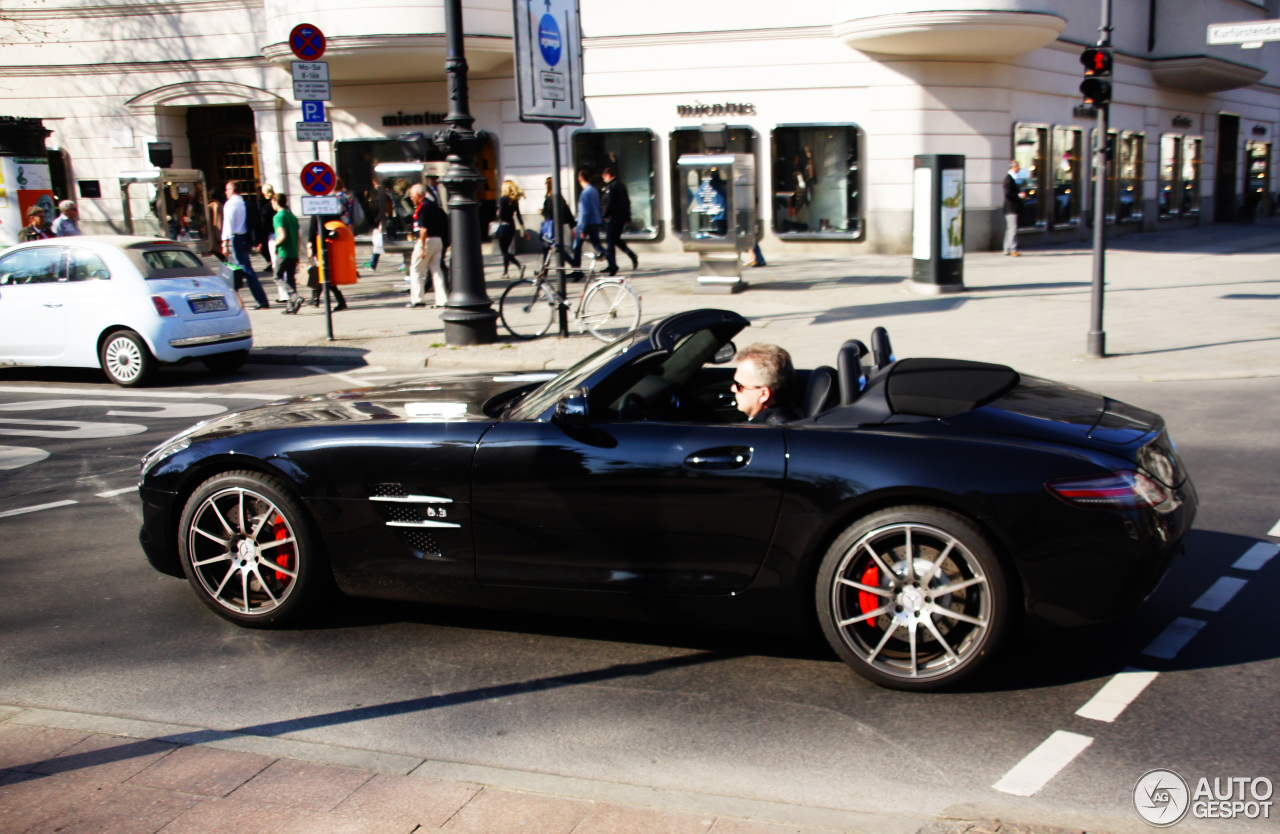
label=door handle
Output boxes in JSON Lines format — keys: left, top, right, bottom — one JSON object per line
{"left": 684, "top": 446, "right": 752, "bottom": 470}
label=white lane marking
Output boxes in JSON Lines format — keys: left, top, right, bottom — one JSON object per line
{"left": 0, "top": 386, "right": 280, "bottom": 401}
{"left": 1190, "top": 576, "right": 1248, "bottom": 612}
{"left": 0, "top": 399, "right": 226, "bottom": 420}
{"left": 1075, "top": 669, "right": 1159, "bottom": 723}
{"left": 993, "top": 731, "right": 1094, "bottom": 796}
{"left": 1233, "top": 542, "right": 1278, "bottom": 571}
{"left": 0, "top": 500, "right": 78, "bottom": 518}
{"left": 0, "top": 446, "right": 49, "bottom": 470}
{"left": 305, "top": 365, "right": 374, "bottom": 389}
{"left": 1142, "top": 617, "right": 1207, "bottom": 660}
{"left": 0, "top": 418, "right": 147, "bottom": 439}
{"left": 95, "top": 487, "right": 137, "bottom": 498}
{"left": 1270, "top": 519, "right": 1280, "bottom": 538}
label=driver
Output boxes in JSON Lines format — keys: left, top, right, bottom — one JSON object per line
{"left": 733, "top": 344, "right": 797, "bottom": 424}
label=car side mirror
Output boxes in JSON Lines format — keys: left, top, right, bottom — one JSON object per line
{"left": 711, "top": 341, "right": 736, "bottom": 365}
{"left": 553, "top": 387, "right": 590, "bottom": 427}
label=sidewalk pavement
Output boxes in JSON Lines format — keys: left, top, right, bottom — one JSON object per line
{"left": 241, "top": 219, "right": 1280, "bottom": 387}
{"left": 0, "top": 704, "right": 1104, "bottom": 834}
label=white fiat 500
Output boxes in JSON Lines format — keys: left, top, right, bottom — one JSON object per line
{"left": 0, "top": 236, "right": 252, "bottom": 386}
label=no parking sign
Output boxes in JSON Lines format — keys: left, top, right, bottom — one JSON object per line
{"left": 301, "top": 161, "right": 335, "bottom": 196}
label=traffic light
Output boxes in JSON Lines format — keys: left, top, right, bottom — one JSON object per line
{"left": 1080, "top": 47, "right": 1113, "bottom": 106}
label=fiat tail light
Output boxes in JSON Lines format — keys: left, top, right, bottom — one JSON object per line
{"left": 151, "top": 296, "right": 176, "bottom": 317}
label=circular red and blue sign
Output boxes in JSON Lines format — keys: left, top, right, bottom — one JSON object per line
{"left": 301, "top": 161, "right": 335, "bottom": 196}
{"left": 537, "top": 14, "right": 561, "bottom": 67}
{"left": 289, "top": 23, "right": 326, "bottom": 61}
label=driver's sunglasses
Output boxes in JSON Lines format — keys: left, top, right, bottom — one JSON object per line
{"left": 730, "top": 380, "right": 763, "bottom": 393}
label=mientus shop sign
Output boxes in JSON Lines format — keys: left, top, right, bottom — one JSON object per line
{"left": 382, "top": 111, "right": 448, "bottom": 127}
{"left": 677, "top": 102, "right": 756, "bottom": 117}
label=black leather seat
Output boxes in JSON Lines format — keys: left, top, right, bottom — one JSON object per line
{"left": 803, "top": 366, "right": 838, "bottom": 418}
{"left": 837, "top": 340, "right": 868, "bottom": 405}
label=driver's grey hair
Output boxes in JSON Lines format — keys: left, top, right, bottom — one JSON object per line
{"left": 736, "top": 343, "right": 793, "bottom": 393}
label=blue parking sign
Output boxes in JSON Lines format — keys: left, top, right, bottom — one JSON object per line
{"left": 302, "top": 101, "right": 325, "bottom": 123}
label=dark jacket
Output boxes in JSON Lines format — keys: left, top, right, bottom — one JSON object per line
{"left": 414, "top": 195, "right": 449, "bottom": 241}
{"left": 1002, "top": 172, "right": 1024, "bottom": 215}
{"left": 541, "top": 194, "right": 575, "bottom": 227}
{"left": 602, "top": 178, "right": 632, "bottom": 226}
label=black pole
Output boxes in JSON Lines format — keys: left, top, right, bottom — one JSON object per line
{"left": 550, "top": 125, "right": 569, "bottom": 338}
{"left": 313, "top": 138, "right": 334, "bottom": 341}
{"left": 435, "top": 0, "right": 498, "bottom": 345}
{"left": 1087, "top": 0, "right": 1112, "bottom": 359}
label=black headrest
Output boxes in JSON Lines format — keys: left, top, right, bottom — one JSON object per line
{"left": 871, "top": 327, "right": 894, "bottom": 371}
{"left": 804, "top": 366, "right": 838, "bottom": 418}
{"left": 837, "top": 340, "right": 868, "bottom": 405}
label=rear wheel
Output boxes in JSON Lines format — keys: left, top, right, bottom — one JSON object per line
{"left": 177, "top": 470, "right": 330, "bottom": 628}
{"left": 203, "top": 350, "right": 248, "bottom": 374}
{"left": 581, "top": 280, "right": 640, "bottom": 342}
{"left": 100, "top": 329, "right": 154, "bottom": 387}
{"left": 815, "top": 506, "right": 1009, "bottom": 690}
{"left": 499, "top": 278, "right": 555, "bottom": 339}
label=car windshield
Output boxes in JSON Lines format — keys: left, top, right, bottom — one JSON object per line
{"left": 506, "top": 328, "right": 648, "bottom": 421}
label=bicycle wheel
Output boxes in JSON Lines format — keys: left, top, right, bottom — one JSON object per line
{"left": 499, "top": 278, "right": 556, "bottom": 339}
{"left": 581, "top": 280, "right": 641, "bottom": 342}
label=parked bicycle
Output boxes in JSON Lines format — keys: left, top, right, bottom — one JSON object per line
{"left": 498, "top": 236, "right": 641, "bottom": 342}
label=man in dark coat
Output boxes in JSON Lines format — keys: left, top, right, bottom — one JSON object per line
{"left": 601, "top": 167, "right": 638, "bottom": 276}
{"left": 1002, "top": 161, "right": 1025, "bottom": 256}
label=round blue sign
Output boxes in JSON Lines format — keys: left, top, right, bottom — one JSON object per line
{"left": 537, "top": 14, "right": 562, "bottom": 67}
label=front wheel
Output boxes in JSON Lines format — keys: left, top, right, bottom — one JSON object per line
{"left": 815, "top": 506, "right": 1010, "bottom": 690}
{"left": 499, "top": 278, "right": 555, "bottom": 339}
{"left": 581, "top": 280, "right": 640, "bottom": 342}
{"left": 177, "top": 470, "right": 330, "bottom": 628}
{"left": 100, "top": 329, "right": 154, "bottom": 387}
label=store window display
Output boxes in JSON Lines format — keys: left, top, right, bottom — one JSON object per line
{"left": 770, "top": 125, "right": 860, "bottom": 237}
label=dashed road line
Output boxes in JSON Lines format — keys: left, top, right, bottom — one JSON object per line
{"left": 1190, "top": 576, "right": 1248, "bottom": 612}
{"left": 1075, "top": 669, "right": 1159, "bottom": 723}
{"left": 1233, "top": 542, "right": 1278, "bottom": 571}
{"left": 993, "top": 731, "right": 1094, "bottom": 796}
{"left": 1142, "top": 617, "right": 1207, "bottom": 659}
{"left": 0, "top": 500, "right": 79, "bottom": 518}
{"left": 0, "top": 386, "right": 281, "bottom": 401}
{"left": 95, "top": 487, "right": 137, "bottom": 498}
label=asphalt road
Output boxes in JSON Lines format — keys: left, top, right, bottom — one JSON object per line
{"left": 0, "top": 365, "right": 1275, "bottom": 834}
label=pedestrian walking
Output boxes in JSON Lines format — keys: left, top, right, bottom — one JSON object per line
{"left": 220, "top": 180, "right": 271, "bottom": 309}
{"left": 271, "top": 192, "right": 304, "bottom": 314}
{"left": 18, "top": 205, "right": 53, "bottom": 241}
{"left": 601, "top": 167, "right": 637, "bottom": 276}
{"left": 569, "top": 167, "right": 604, "bottom": 278}
{"left": 1003, "top": 161, "right": 1025, "bottom": 256}
{"left": 406, "top": 182, "right": 448, "bottom": 308}
{"left": 496, "top": 179, "right": 526, "bottom": 278}
{"left": 51, "top": 200, "right": 81, "bottom": 236}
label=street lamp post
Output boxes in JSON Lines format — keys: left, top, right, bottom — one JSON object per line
{"left": 435, "top": 0, "right": 498, "bottom": 345}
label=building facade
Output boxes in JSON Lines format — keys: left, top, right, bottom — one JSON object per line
{"left": 1, "top": 0, "right": 1278, "bottom": 253}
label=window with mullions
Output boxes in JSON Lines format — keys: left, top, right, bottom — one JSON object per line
{"left": 1159, "top": 134, "right": 1201, "bottom": 217}
{"left": 1013, "top": 124, "right": 1048, "bottom": 229}
{"left": 771, "top": 125, "right": 861, "bottom": 237}
{"left": 571, "top": 130, "right": 657, "bottom": 236}
{"left": 669, "top": 127, "right": 754, "bottom": 234}
{"left": 1052, "top": 126, "right": 1084, "bottom": 227}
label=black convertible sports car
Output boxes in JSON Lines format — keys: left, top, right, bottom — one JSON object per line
{"left": 138, "top": 309, "right": 1196, "bottom": 690}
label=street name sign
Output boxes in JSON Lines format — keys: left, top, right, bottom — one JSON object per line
{"left": 1207, "top": 19, "right": 1280, "bottom": 44}
{"left": 297, "top": 122, "right": 334, "bottom": 142}
{"left": 513, "top": 0, "right": 585, "bottom": 124}
{"left": 301, "top": 195, "right": 341, "bottom": 216}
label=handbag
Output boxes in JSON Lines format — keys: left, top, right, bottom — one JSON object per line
{"left": 218, "top": 261, "right": 242, "bottom": 291}
{"left": 539, "top": 218, "right": 555, "bottom": 241}
{"left": 371, "top": 226, "right": 385, "bottom": 255}
{"left": 488, "top": 219, "right": 504, "bottom": 237}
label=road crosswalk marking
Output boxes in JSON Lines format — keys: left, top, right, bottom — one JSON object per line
{"left": 0, "top": 500, "right": 78, "bottom": 518}
{"left": 993, "top": 731, "right": 1093, "bottom": 796}
{"left": 1191, "top": 576, "right": 1248, "bottom": 612}
{"left": 1142, "top": 617, "right": 1207, "bottom": 659}
{"left": 1233, "top": 542, "right": 1278, "bottom": 571}
{"left": 1075, "top": 669, "right": 1159, "bottom": 723}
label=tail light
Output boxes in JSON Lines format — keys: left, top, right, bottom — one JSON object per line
{"left": 1046, "top": 470, "right": 1169, "bottom": 510}
{"left": 151, "top": 296, "right": 176, "bottom": 317}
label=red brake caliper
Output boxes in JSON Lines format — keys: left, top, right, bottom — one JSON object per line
{"left": 272, "top": 514, "right": 293, "bottom": 584}
{"left": 858, "top": 564, "right": 881, "bottom": 621}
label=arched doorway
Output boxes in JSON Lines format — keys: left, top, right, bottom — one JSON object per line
{"left": 187, "top": 105, "right": 260, "bottom": 193}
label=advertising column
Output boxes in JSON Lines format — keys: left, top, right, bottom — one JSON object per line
{"left": 910, "top": 154, "right": 965, "bottom": 294}
{"left": 0, "top": 117, "right": 54, "bottom": 248}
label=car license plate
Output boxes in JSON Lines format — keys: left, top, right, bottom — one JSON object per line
{"left": 189, "top": 296, "right": 228, "bottom": 314}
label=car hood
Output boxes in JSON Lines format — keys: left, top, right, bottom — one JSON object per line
{"left": 190, "top": 372, "right": 556, "bottom": 438}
